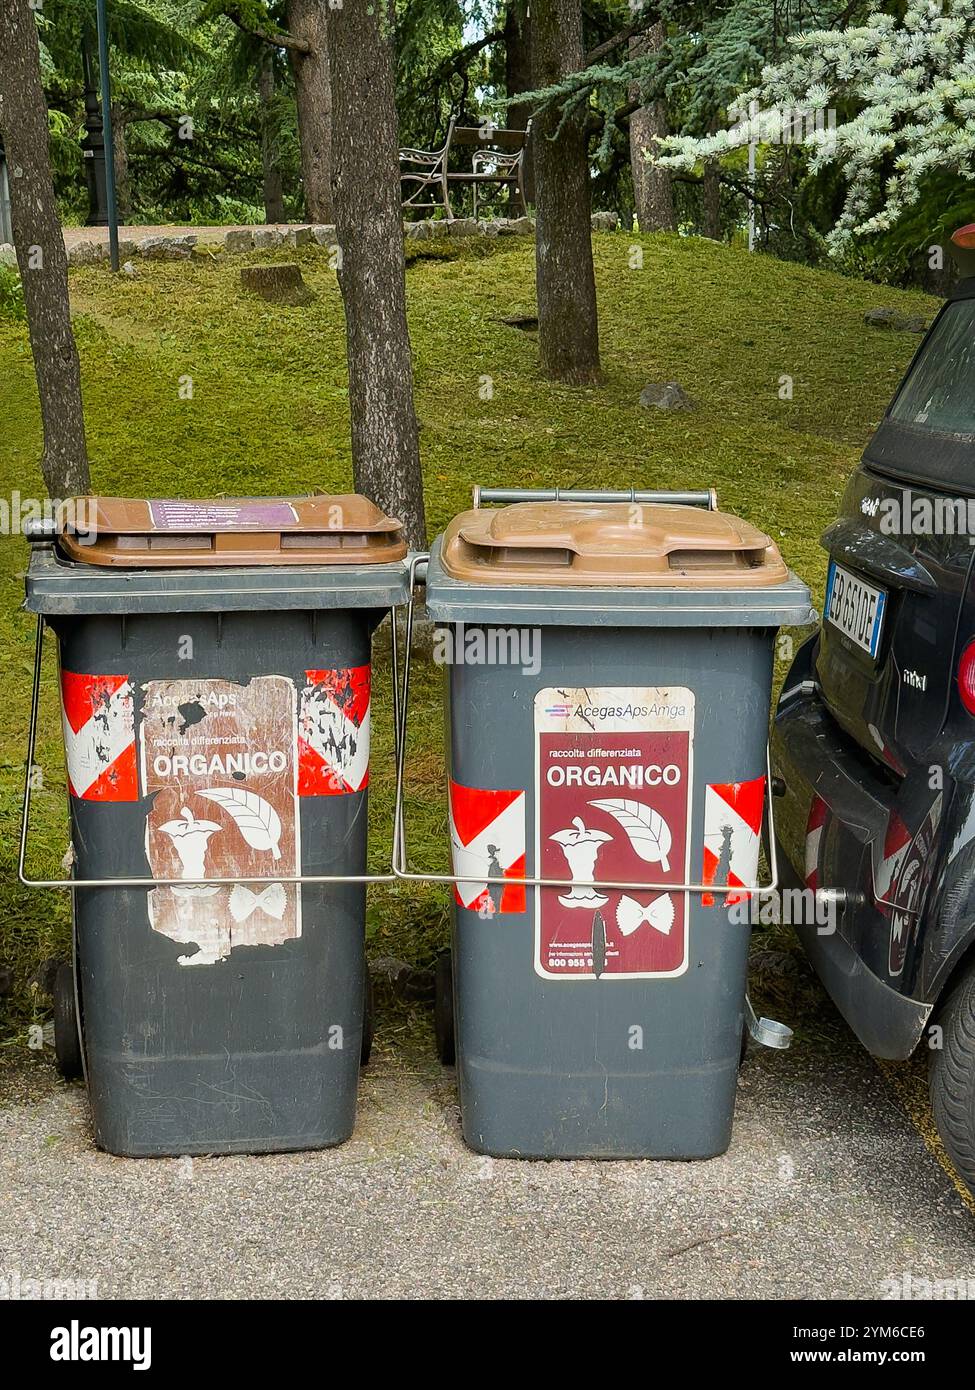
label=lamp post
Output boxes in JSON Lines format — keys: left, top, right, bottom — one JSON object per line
{"left": 81, "top": 34, "right": 109, "bottom": 227}
{"left": 95, "top": 0, "right": 119, "bottom": 271}
{"left": 747, "top": 99, "right": 757, "bottom": 254}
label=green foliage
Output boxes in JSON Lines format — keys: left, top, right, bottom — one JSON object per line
{"left": 197, "top": 0, "right": 284, "bottom": 46}
{"left": 0, "top": 266, "right": 26, "bottom": 322}
{"left": 841, "top": 168, "right": 975, "bottom": 288}
{"left": 395, "top": 0, "right": 476, "bottom": 147}
{"left": 29, "top": 0, "right": 931, "bottom": 267}
{"left": 514, "top": 2, "right": 842, "bottom": 158}
{"left": 657, "top": 1, "right": 975, "bottom": 253}
{"left": 37, "top": 0, "right": 282, "bottom": 225}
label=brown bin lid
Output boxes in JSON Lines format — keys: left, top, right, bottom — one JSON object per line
{"left": 440, "top": 502, "right": 789, "bottom": 587}
{"left": 57, "top": 495, "right": 407, "bottom": 568}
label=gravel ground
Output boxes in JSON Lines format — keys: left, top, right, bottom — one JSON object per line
{"left": 1, "top": 991, "right": 973, "bottom": 1301}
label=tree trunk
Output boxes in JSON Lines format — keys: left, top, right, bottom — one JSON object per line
{"left": 628, "top": 25, "right": 675, "bottom": 233}
{"left": 504, "top": 0, "right": 532, "bottom": 130}
{"left": 701, "top": 119, "right": 722, "bottom": 239}
{"left": 0, "top": 2, "right": 89, "bottom": 497}
{"left": 701, "top": 162, "right": 721, "bottom": 239}
{"left": 112, "top": 105, "right": 132, "bottom": 223}
{"left": 504, "top": 0, "right": 533, "bottom": 203}
{"left": 532, "top": 0, "right": 600, "bottom": 385}
{"left": 326, "top": 0, "right": 426, "bottom": 548}
{"left": 258, "top": 50, "right": 285, "bottom": 224}
{"left": 285, "top": 0, "right": 332, "bottom": 223}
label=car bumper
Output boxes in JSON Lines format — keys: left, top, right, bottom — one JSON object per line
{"left": 771, "top": 640, "right": 932, "bottom": 1059}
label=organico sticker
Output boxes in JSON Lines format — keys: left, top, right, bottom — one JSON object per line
{"left": 140, "top": 676, "right": 300, "bottom": 966}
{"left": 534, "top": 687, "right": 694, "bottom": 981}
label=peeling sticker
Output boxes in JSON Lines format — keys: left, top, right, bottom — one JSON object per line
{"left": 873, "top": 809, "right": 912, "bottom": 907}
{"left": 449, "top": 781, "right": 526, "bottom": 915}
{"left": 140, "top": 676, "right": 300, "bottom": 966}
{"left": 701, "top": 776, "right": 766, "bottom": 906}
{"left": 60, "top": 670, "right": 138, "bottom": 801}
{"left": 804, "top": 794, "right": 829, "bottom": 891}
{"left": 298, "top": 666, "right": 371, "bottom": 795}
{"left": 885, "top": 793, "right": 943, "bottom": 978}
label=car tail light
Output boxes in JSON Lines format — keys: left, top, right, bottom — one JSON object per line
{"left": 948, "top": 224, "right": 975, "bottom": 274}
{"left": 958, "top": 639, "right": 975, "bottom": 714}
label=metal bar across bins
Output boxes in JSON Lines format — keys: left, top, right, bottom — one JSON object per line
{"left": 473, "top": 485, "right": 718, "bottom": 509}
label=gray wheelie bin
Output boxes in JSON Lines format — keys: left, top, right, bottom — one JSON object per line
{"left": 402, "top": 489, "right": 814, "bottom": 1160}
{"left": 21, "top": 495, "right": 408, "bottom": 1157}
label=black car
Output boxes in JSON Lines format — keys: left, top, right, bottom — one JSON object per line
{"left": 772, "top": 227, "right": 975, "bottom": 1193}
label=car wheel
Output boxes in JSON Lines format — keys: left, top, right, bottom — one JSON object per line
{"left": 434, "top": 950, "right": 455, "bottom": 1066}
{"left": 930, "top": 959, "right": 975, "bottom": 1196}
{"left": 52, "top": 961, "right": 83, "bottom": 1081}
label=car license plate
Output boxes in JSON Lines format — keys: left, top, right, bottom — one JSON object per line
{"left": 824, "top": 561, "right": 886, "bottom": 658}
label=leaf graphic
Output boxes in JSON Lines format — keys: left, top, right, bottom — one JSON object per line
{"left": 198, "top": 787, "right": 282, "bottom": 859}
{"left": 588, "top": 798, "right": 672, "bottom": 872}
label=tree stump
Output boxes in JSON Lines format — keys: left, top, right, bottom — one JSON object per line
{"left": 239, "top": 263, "right": 313, "bottom": 306}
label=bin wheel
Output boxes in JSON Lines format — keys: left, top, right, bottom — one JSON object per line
{"left": 52, "top": 961, "right": 83, "bottom": 1081}
{"left": 361, "top": 965, "right": 374, "bottom": 1066}
{"left": 434, "top": 950, "right": 455, "bottom": 1066}
{"left": 930, "top": 959, "right": 975, "bottom": 1198}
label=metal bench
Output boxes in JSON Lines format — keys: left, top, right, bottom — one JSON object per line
{"left": 400, "top": 117, "right": 531, "bottom": 222}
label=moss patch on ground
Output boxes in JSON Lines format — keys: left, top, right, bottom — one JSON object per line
{"left": 0, "top": 232, "right": 937, "bottom": 1038}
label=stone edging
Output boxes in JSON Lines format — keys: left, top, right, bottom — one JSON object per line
{"left": 46, "top": 211, "right": 621, "bottom": 266}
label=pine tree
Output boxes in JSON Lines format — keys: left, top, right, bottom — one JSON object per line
{"left": 656, "top": 0, "right": 975, "bottom": 252}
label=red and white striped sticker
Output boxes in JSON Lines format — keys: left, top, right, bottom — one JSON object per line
{"left": 298, "top": 666, "right": 371, "bottom": 795}
{"left": 449, "top": 780, "right": 526, "bottom": 915}
{"left": 60, "top": 670, "right": 138, "bottom": 802}
{"left": 702, "top": 775, "right": 765, "bottom": 906}
{"left": 804, "top": 794, "right": 829, "bottom": 891}
{"left": 873, "top": 809, "right": 912, "bottom": 908}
